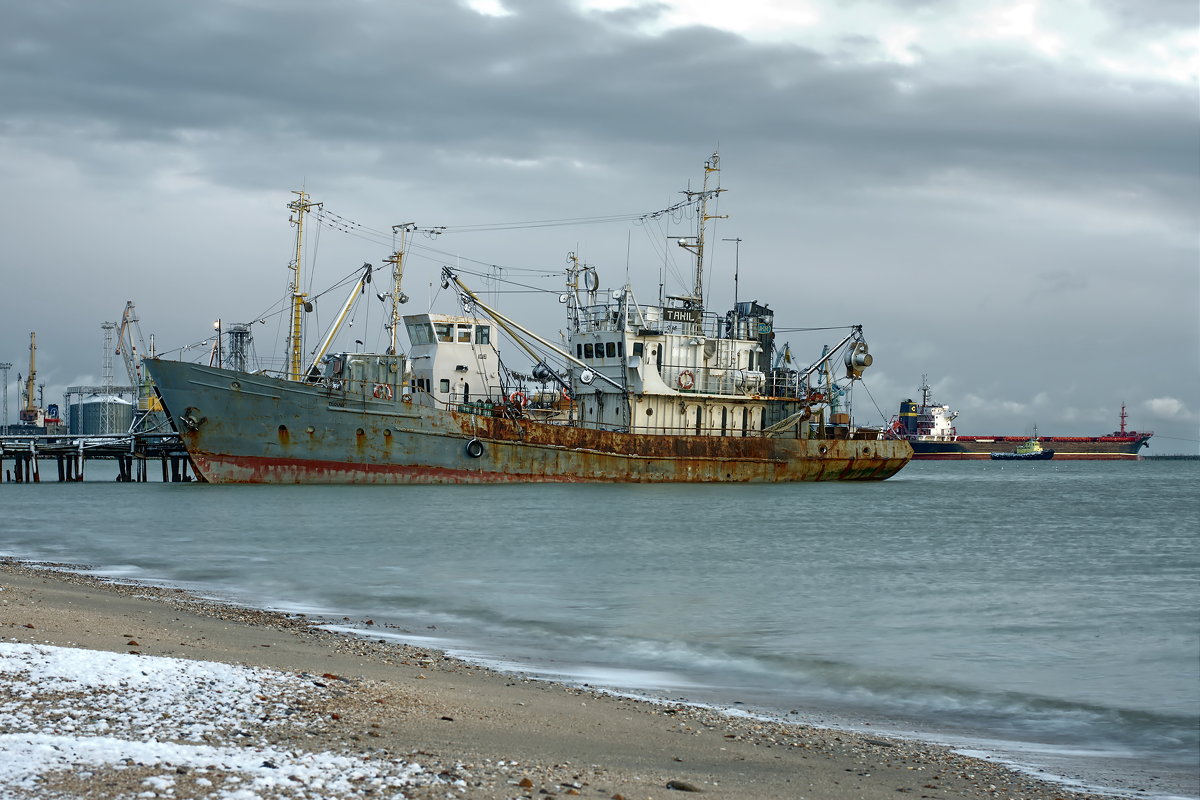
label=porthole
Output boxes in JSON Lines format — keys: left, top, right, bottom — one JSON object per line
{"left": 356, "top": 427, "right": 365, "bottom": 436}
{"left": 384, "top": 429, "right": 392, "bottom": 437}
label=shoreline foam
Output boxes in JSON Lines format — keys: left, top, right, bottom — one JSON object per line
{"left": 0, "top": 558, "right": 1171, "bottom": 800}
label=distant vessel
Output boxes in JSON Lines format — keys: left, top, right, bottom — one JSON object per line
{"left": 891, "top": 378, "right": 1152, "bottom": 460}
{"left": 990, "top": 430, "right": 1054, "bottom": 461}
{"left": 147, "top": 154, "right": 912, "bottom": 484}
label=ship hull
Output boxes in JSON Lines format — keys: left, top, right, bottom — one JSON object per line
{"left": 148, "top": 359, "right": 911, "bottom": 484}
{"left": 910, "top": 438, "right": 1148, "bottom": 460}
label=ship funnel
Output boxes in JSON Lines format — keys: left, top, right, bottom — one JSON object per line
{"left": 844, "top": 341, "right": 873, "bottom": 379}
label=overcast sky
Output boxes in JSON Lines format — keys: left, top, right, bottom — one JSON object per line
{"left": 2, "top": 0, "right": 1196, "bottom": 451}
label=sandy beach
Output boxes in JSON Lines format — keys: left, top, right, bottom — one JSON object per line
{"left": 0, "top": 559, "right": 1121, "bottom": 800}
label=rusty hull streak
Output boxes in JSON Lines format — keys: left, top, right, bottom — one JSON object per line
{"left": 181, "top": 408, "right": 908, "bottom": 484}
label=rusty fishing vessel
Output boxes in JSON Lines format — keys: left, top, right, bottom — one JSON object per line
{"left": 147, "top": 154, "right": 912, "bottom": 483}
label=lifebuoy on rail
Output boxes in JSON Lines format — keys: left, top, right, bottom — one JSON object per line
{"left": 676, "top": 370, "right": 695, "bottom": 391}
{"left": 465, "top": 438, "right": 484, "bottom": 458}
{"left": 373, "top": 383, "right": 394, "bottom": 400}
{"left": 509, "top": 391, "right": 529, "bottom": 408}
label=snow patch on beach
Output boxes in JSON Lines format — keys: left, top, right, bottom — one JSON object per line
{"left": 0, "top": 642, "right": 428, "bottom": 799}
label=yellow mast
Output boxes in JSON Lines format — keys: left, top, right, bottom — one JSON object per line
{"left": 287, "top": 190, "right": 321, "bottom": 381}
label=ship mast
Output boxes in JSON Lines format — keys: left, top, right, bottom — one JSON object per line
{"left": 675, "top": 152, "right": 727, "bottom": 313}
{"left": 383, "top": 224, "right": 415, "bottom": 355}
{"left": 287, "top": 190, "right": 321, "bottom": 381}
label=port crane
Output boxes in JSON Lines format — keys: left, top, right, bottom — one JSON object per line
{"left": 114, "top": 301, "right": 160, "bottom": 428}
{"left": 18, "top": 332, "right": 40, "bottom": 424}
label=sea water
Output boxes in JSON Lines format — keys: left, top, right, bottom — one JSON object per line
{"left": 2, "top": 460, "right": 1196, "bottom": 798}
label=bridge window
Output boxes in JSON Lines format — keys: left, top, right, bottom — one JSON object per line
{"left": 584, "top": 343, "right": 594, "bottom": 359}
{"left": 456, "top": 324, "right": 473, "bottom": 343}
{"left": 439, "top": 379, "right": 450, "bottom": 393}
{"left": 406, "top": 322, "right": 435, "bottom": 345}
{"left": 434, "top": 323, "right": 453, "bottom": 342}
{"left": 475, "top": 326, "right": 491, "bottom": 345}
{"left": 605, "top": 342, "right": 616, "bottom": 358}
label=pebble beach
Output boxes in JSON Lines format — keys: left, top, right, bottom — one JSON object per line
{"left": 0, "top": 559, "right": 1129, "bottom": 800}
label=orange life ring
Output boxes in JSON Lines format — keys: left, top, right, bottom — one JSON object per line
{"left": 677, "top": 370, "right": 695, "bottom": 390}
{"left": 560, "top": 388, "right": 571, "bottom": 402}
{"left": 509, "top": 391, "right": 529, "bottom": 408}
{"left": 373, "top": 383, "right": 393, "bottom": 400}
{"left": 807, "top": 391, "right": 825, "bottom": 404}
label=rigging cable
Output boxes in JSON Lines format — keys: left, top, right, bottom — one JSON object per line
{"left": 857, "top": 378, "right": 894, "bottom": 429}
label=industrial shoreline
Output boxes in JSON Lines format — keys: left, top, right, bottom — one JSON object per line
{"left": 0, "top": 559, "right": 1138, "bottom": 800}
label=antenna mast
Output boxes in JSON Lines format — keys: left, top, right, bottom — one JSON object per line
{"left": 676, "top": 152, "right": 727, "bottom": 310}
{"left": 287, "top": 190, "right": 321, "bottom": 381}
{"left": 102, "top": 322, "right": 117, "bottom": 433}
{"left": 0, "top": 362, "right": 11, "bottom": 434}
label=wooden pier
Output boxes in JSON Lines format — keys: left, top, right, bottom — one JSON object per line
{"left": 0, "top": 433, "right": 198, "bottom": 483}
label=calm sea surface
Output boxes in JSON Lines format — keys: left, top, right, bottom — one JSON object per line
{"left": 2, "top": 460, "right": 1197, "bottom": 798}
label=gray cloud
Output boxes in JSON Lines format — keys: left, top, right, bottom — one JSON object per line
{"left": 1, "top": 0, "right": 1196, "bottom": 450}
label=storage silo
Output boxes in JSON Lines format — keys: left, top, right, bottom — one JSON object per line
{"left": 69, "top": 394, "right": 134, "bottom": 435}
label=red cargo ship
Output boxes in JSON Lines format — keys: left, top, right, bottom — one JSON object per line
{"left": 891, "top": 380, "right": 1152, "bottom": 460}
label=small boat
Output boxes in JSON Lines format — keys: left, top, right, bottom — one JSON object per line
{"left": 990, "top": 430, "right": 1054, "bottom": 461}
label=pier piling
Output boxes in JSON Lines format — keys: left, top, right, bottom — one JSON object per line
{"left": 2, "top": 433, "right": 185, "bottom": 484}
